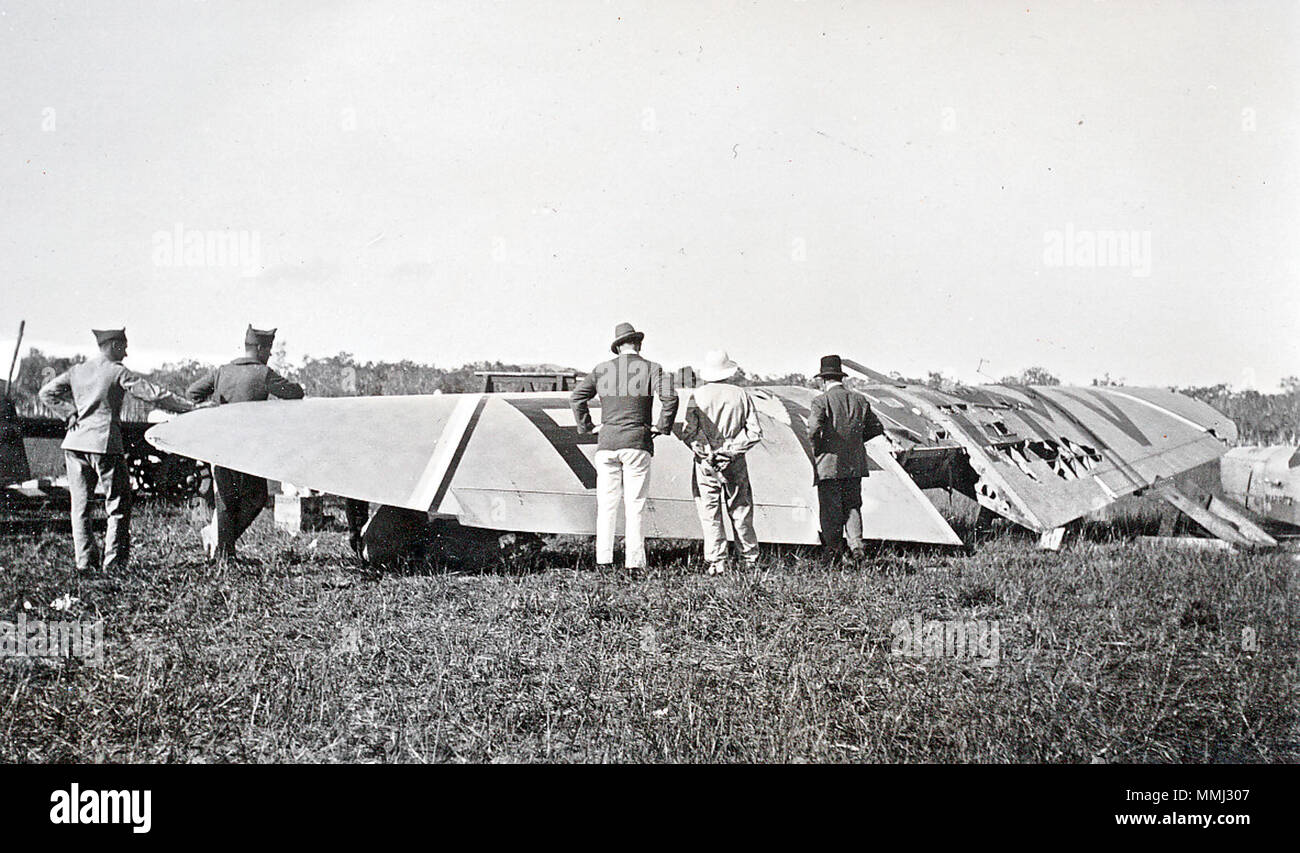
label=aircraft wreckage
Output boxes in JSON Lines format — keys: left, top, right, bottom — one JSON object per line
{"left": 144, "top": 358, "right": 1278, "bottom": 560}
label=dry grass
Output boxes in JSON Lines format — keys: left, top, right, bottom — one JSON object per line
{"left": 0, "top": 501, "right": 1295, "bottom": 763}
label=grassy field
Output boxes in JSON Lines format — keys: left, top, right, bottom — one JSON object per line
{"left": 0, "top": 501, "right": 1295, "bottom": 763}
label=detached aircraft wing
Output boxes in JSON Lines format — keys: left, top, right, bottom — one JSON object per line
{"left": 145, "top": 389, "right": 962, "bottom": 546}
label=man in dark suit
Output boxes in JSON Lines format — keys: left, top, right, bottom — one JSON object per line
{"left": 187, "top": 325, "right": 304, "bottom": 561}
{"left": 808, "top": 354, "right": 885, "bottom": 563}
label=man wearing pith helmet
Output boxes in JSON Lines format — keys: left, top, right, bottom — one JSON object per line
{"left": 570, "top": 322, "right": 678, "bottom": 575}
{"left": 38, "top": 328, "right": 194, "bottom": 572}
{"left": 808, "top": 354, "right": 885, "bottom": 564}
{"left": 679, "top": 349, "right": 764, "bottom": 575}
{"left": 187, "top": 325, "right": 304, "bottom": 562}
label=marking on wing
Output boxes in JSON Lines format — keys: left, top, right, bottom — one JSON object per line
{"left": 1050, "top": 388, "right": 1151, "bottom": 447}
{"left": 502, "top": 397, "right": 600, "bottom": 489}
{"left": 772, "top": 395, "right": 817, "bottom": 476}
{"left": 406, "top": 394, "right": 487, "bottom": 511}
{"left": 1090, "top": 388, "right": 1213, "bottom": 434}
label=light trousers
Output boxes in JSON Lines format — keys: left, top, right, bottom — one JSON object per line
{"left": 692, "top": 455, "right": 759, "bottom": 565}
{"left": 65, "top": 450, "right": 132, "bottom": 571}
{"left": 595, "top": 448, "right": 652, "bottom": 568}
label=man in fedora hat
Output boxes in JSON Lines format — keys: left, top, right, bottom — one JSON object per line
{"left": 187, "top": 325, "right": 304, "bottom": 561}
{"left": 38, "top": 328, "right": 194, "bottom": 572}
{"left": 808, "top": 354, "right": 885, "bottom": 563}
{"left": 679, "top": 350, "right": 764, "bottom": 574}
{"left": 570, "top": 322, "right": 678, "bottom": 573}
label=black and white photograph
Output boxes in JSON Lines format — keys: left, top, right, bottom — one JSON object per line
{"left": 0, "top": 0, "right": 1295, "bottom": 826}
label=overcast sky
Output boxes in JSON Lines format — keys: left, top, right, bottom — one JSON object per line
{"left": 2, "top": 0, "right": 1296, "bottom": 389}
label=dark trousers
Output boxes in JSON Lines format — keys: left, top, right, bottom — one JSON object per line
{"left": 65, "top": 450, "right": 132, "bottom": 571}
{"left": 817, "top": 477, "right": 864, "bottom": 556}
{"left": 212, "top": 466, "right": 268, "bottom": 559}
{"left": 344, "top": 498, "right": 369, "bottom": 556}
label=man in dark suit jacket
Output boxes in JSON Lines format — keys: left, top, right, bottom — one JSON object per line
{"left": 808, "top": 354, "right": 885, "bottom": 562}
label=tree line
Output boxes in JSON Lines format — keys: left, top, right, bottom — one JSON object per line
{"left": 5, "top": 350, "right": 1296, "bottom": 446}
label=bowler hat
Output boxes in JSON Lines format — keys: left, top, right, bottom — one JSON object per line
{"left": 93, "top": 328, "right": 126, "bottom": 346}
{"left": 816, "top": 354, "right": 845, "bottom": 379}
{"left": 246, "top": 325, "right": 277, "bottom": 347}
{"left": 610, "top": 322, "right": 645, "bottom": 354}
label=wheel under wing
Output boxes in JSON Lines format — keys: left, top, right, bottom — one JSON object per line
{"left": 145, "top": 389, "right": 963, "bottom": 546}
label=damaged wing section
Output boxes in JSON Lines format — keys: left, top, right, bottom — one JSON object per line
{"left": 878, "top": 382, "right": 1235, "bottom": 536}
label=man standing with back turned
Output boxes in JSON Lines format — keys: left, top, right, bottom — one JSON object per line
{"left": 187, "top": 326, "right": 304, "bottom": 562}
{"left": 570, "top": 322, "right": 678, "bottom": 575}
{"left": 38, "top": 328, "right": 194, "bottom": 572}
{"left": 679, "top": 349, "right": 764, "bottom": 575}
{"left": 808, "top": 355, "right": 885, "bottom": 564}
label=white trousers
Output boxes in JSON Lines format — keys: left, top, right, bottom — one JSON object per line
{"left": 595, "top": 448, "right": 652, "bottom": 568}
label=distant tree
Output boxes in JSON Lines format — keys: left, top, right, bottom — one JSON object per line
{"left": 924, "top": 371, "right": 968, "bottom": 392}
{"left": 270, "top": 339, "right": 290, "bottom": 374}
{"left": 11, "top": 348, "right": 86, "bottom": 417}
{"left": 276, "top": 355, "right": 540, "bottom": 397}
{"left": 738, "top": 371, "right": 815, "bottom": 388}
{"left": 1000, "top": 366, "right": 1061, "bottom": 386}
{"left": 367, "top": 359, "right": 448, "bottom": 395}
{"left": 289, "top": 353, "right": 362, "bottom": 397}
{"left": 150, "top": 360, "right": 213, "bottom": 392}
{"left": 1178, "top": 382, "right": 1299, "bottom": 445}
{"left": 1090, "top": 373, "right": 1125, "bottom": 387}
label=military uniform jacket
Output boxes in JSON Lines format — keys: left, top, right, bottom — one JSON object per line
{"left": 808, "top": 382, "right": 885, "bottom": 481}
{"left": 38, "top": 356, "right": 193, "bottom": 454}
{"left": 186, "top": 357, "right": 305, "bottom": 405}
{"left": 570, "top": 353, "right": 678, "bottom": 454}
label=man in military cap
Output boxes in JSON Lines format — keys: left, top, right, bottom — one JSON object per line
{"left": 187, "top": 326, "right": 304, "bottom": 561}
{"left": 570, "top": 322, "right": 678, "bottom": 574}
{"left": 808, "top": 354, "right": 885, "bottom": 564}
{"left": 38, "top": 329, "right": 194, "bottom": 572}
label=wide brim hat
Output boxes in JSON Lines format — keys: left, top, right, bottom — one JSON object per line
{"left": 698, "top": 350, "right": 741, "bottom": 382}
{"left": 610, "top": 322, "right": 645, "bottom": 354}
{"left": 816, "top": 354, "right": 846, "bottom": 379}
